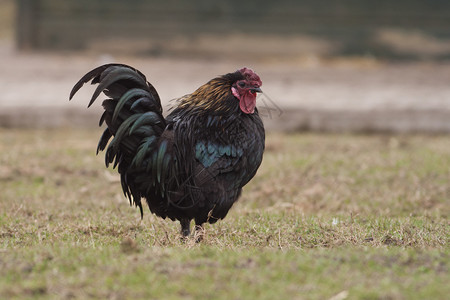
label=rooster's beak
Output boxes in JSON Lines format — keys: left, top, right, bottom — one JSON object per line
{"left": 251, "top": 87, "right": 262, "bottom": 93}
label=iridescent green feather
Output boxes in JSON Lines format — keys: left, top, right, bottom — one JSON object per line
{"left": 88, "top": 67, "right": 147, "bottom": 107}
{"left": 113, "top": 88, "right": 152, "bottom": 122}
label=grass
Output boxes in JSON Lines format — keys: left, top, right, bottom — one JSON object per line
{"left": 0, "top": 129, "right": 448, "bottom": 299}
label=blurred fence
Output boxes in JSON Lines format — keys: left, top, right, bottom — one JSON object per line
{"left": 17, "top": 0, "right": 450, "bottom": 59}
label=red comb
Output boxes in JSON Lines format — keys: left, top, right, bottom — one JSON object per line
{"left": 239, "top": 67, "right": 262, "bottom": 86}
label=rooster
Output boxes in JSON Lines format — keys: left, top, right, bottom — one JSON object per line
{"left": 70, "top": 64, "right": 265, "bottom": 238}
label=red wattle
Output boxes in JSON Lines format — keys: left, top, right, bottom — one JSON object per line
{"left": 240, "top": 92, "right": 256, "bottom": 114}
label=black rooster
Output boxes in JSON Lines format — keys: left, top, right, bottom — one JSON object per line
{"left": 70, "top": 64, "right": 265, "bottom": 238}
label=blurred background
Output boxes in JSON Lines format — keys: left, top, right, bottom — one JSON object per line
{"left": 1, "top": 0, "right": 450, "bottom": 132}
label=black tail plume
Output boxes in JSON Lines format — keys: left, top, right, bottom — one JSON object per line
{"left": 70, "top": 64, "right": 167, "bottom": 217}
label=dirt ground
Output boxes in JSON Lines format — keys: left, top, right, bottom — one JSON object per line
{"left": 1, "top": 39, "right": 450, "bottom": 132}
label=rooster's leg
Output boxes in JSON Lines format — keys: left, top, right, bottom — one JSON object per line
{"left": 180, "top": 219, "right": 191, "bottom": 237}
{"left": 194, "top": 223, "right": 204, "bottom": 242}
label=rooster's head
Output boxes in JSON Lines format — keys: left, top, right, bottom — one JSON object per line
{"left": 231, "top": 67, "right": 263, "bottom": 114}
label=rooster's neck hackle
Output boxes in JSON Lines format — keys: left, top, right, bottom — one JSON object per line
{"left": 177, "top": 72, "right": 244, "bottom": 114}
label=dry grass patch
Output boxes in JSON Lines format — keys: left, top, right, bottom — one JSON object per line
{"left": 0, "top": 129, "right": 448, "bottom": 299}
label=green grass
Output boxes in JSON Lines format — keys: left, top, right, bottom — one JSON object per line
{"left": 0, "top": 129, "right": 448, "bottom": 299}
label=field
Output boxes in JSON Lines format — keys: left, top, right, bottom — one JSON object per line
{"left": 0, "top": 129, "right": 448, "bottom": 299}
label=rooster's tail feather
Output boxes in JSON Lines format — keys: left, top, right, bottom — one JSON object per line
{"left": 70, "top": 64, "right": 167, "bottom": 217}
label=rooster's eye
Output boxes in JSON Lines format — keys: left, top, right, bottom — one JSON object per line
{"left": 238, "top": 82, "right": 246, "bottom": 88}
